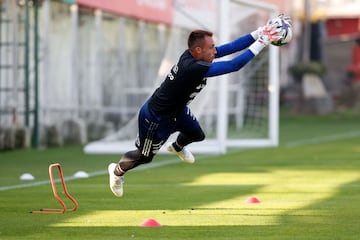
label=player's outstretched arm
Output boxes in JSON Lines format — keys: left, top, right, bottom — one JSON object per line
{"left": 215, "top": 33, "right": 256, "bottom": 58}
{"left": 206, "top": 25, "right": 281, "bottom": 77}
{"left": 206, "top": 50, "right": 254, "bottom": 77}
{"left": 248, "top": 24, "right": 281, "bottom": 55}
{"left": 215, "top": 14, "right": 291, "bottom": 59}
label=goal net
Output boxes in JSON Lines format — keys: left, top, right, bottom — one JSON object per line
{"left": 84, "top": 0, "right": 279, "bottom": 155}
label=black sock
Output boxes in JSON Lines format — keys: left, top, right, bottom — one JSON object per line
{"left": 114, "top": 163, "right": 125, "bottom": 176}
{"left": 172, "top": 142, "right": 182, "bottom": 152}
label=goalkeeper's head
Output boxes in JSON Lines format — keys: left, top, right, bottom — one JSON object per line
{"left": 188, "top": 30, "right": 217, "bottom": 63}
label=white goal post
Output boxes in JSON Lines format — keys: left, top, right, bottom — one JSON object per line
{"left": 84, "top": 0, "right": 279, "bottom": 155}
{"left": 217, "top": 0, "right": 279, "bottom": 153}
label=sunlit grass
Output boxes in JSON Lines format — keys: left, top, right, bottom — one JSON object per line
{"left": 1, "top": 112, "right": 360, "bottom": 239}
{"left": 48, "top": 169, "right": 359, "bottom": 229}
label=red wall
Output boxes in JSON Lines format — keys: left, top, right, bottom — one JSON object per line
{"left": 77, "top": 0, "right": 173, "bottom": 25}
{"left": 326, "top": 18, "right": 360, "bottom": 37}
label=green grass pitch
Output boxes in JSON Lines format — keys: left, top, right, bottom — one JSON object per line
{"left": 0, "top": 112, "right": 359, "bottom": 239}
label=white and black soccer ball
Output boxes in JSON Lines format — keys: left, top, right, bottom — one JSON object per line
{"left": 268, "top": 17, "right": 292, "bottom": 46}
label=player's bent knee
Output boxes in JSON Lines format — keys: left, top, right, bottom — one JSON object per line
{"left": 193, "top": 129, "right": 205, "bottom": 142}
{"left": 197, "top": 130, "right": 205, "bottom": 142}
{"left": 124, "top": 149, "right": 142, "bottom": 160}
{"left": 140, "top": 155, "right": 153, "bottom": 164}
{"left": 124, "top": 149, "right": 154, "bottom": 164}
{"left": 123, "top": 149, "right": 154, "bottom": 168}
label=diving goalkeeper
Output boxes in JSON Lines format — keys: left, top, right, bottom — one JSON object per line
{"left": 108, "top": 15, "right": 289, "bottom": 197}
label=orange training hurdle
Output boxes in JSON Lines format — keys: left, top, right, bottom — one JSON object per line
{"left": 31, "top": 163, "right": 78, "bottom": 214}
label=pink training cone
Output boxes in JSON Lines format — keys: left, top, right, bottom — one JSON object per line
{"left": 245, "top": 197, "right": 261, "bottom": 204}
{"left": 140, "top": 218, "right": 162, "bottom": 227}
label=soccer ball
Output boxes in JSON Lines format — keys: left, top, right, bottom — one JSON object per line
{"left": 268, "top": 17, "right": 292, "bottom": 46}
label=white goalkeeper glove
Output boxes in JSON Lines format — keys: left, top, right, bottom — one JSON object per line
{"left": 250, "top": 26, "right": 264, "bottom": 40}
{"left": 249, "top": 24, "right": 282, "bottom": 55}
{"left": 258, "top": 24, "right": 282, "bottom": 45}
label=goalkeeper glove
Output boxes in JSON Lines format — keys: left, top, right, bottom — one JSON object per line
{"left": 249, "top": 25, "right": 282, "bottom": 55}
{"left": 258, "top": 24, "right": 282, "bottom": 45}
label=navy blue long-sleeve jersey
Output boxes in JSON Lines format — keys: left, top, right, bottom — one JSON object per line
{"left": 148, "top": 33, "right": 256, "bottom": 116}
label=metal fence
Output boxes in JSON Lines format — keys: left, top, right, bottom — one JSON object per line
{"left": 0, "top": 0, "right": 175, "bottom": 148}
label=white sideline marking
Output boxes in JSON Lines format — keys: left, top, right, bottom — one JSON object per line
{"left": 1, "top": 131, "right": 360, "bottom": 192}
{"left": 0, "top": 158, "right": 180, "bottom": 192}
{"left": 283, "top": 131, "right": 360, "bottom": 147}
